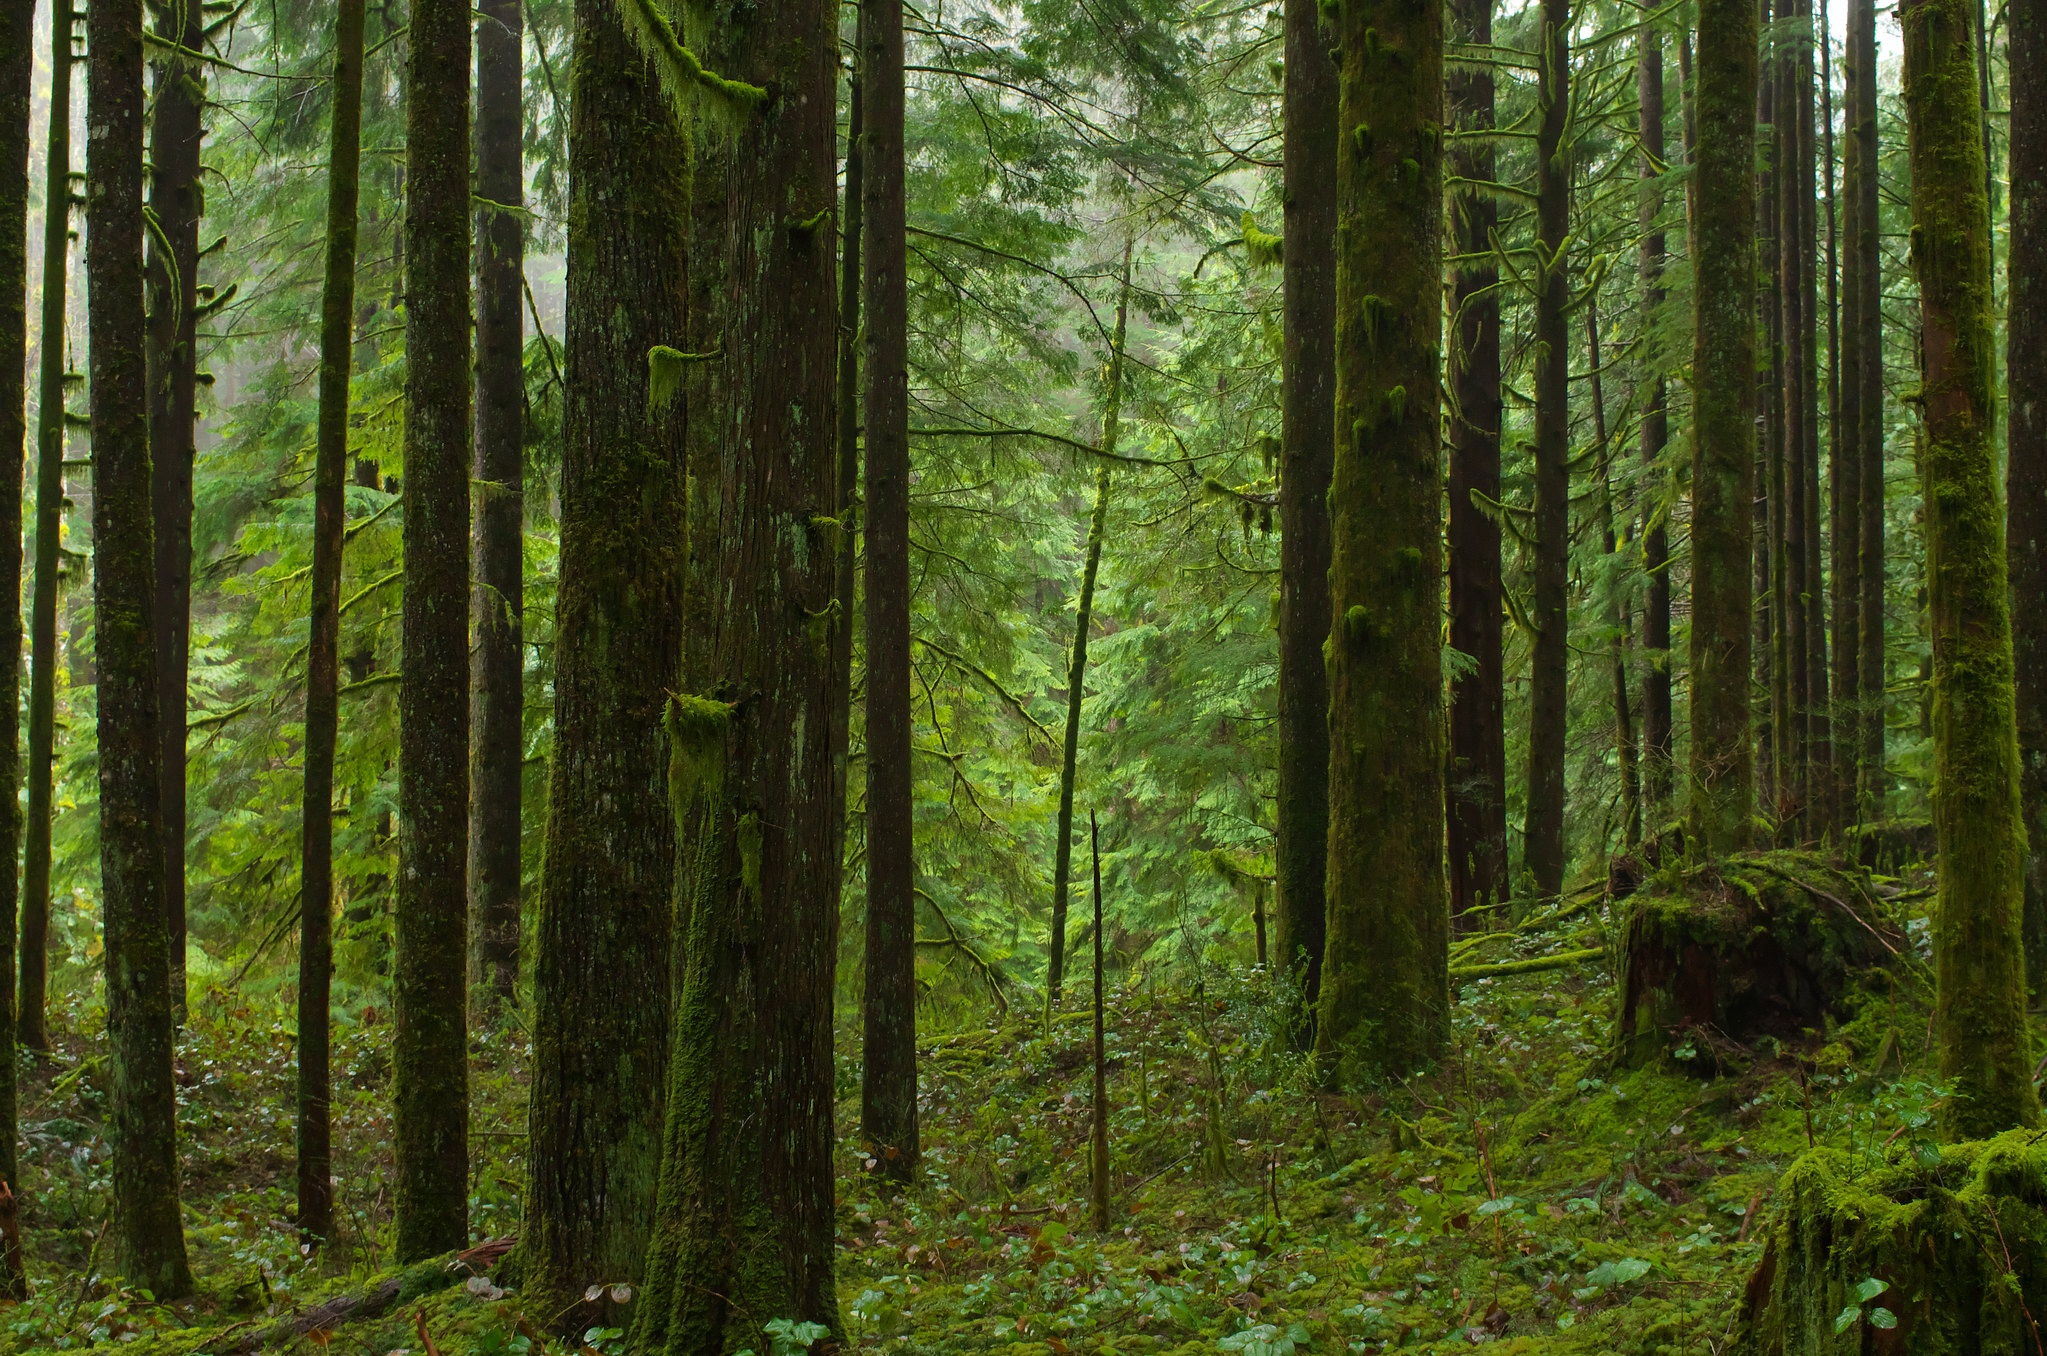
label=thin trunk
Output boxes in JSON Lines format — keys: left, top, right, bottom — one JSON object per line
{"left": 1829, "top": 0, "right": 1862, "bottom": 838}
{"left": 1764, "top": 17, "right": 1789, "bottom": 825}
{"left": 1639, "top": 26, "right": 1675, "bottom": 818}
{"left": 1088, "top": 811, "right": 1109, "bottom": 1234}
{"left": 1902, "top": 0, "right": 2041, "bottom": 1137}
{"left": 1587, "top": 301, "right": 1641, "bottom": 849}
{"left": 1854, "top": 0, "right": 1885, "bottom": 820}
{"left": 2012, "top": 0, "right": 2047, "bottom": 981}
{"left": 297, "top": 0, "right": 367, "bottom": 1249}
{"left": 0, "top": 0, "right": 27, "bottom": 1296}
{"left": 861, "top": 0, "right": 917, "bottom": 1183}
{"left": 1779, "top": 0, "right": 1811, "bottom": 832}
{"left": 1798, "top": 0, "right": 1831, "bottom": 839}
{"left": 88, "top": 0, "right": 193, "bottom": 1295}
{"left": 1276, "top": 0, "right": 1338, "bottom": 1013}
{"left": 1446, "top": 0, "right": 1508, "bottom": 924}
{"left": 1689, "top": 0, "right": 1760, "bottom": 855}
{"left": 395, "top": 0, "right": 471, "bottom": 1263}
{"left": 468, "top": 0, "right": 524, "bottom": 1004}
{"left": 832, "top": 38, "right": 862, "bottom": 965}
{"left": 519, "top": 0, "right": 688, "bottom": 1316}
{"left": 1047, "top": 251, "right": 1130, "bottom": 1011}
{"left": 628, "top": 0, "right": 841, "bottom": 1336}
{"left": 1316, "top": 0, "right": 1447, "bottom": 1083}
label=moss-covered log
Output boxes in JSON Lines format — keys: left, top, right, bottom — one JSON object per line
{"left": 1617, "top": 853, "right": 1903, "bottom": 1063}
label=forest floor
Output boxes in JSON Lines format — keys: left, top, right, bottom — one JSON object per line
{"left": 0, "top": 852, "right": 1976, "bottom": 1355}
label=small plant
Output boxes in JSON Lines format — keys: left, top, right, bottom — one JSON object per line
{"left": 1218, "top": 1321, "right": 1312, "bottom": 1356}
{"left": 1834, "top": 1276, "right": 1898, "bottom": 1333}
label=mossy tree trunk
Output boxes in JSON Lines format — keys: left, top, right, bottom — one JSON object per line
{"left": 861, "top": 0, "right": 918, "bottom": 1183}
{"left": 628, "top": 0, "right": 842, "bottom": 1343}
{"left": 396, "top": 0, "right": 471, "bottom": 1262}
{"left": 1687, "top": 0, "right": 1759, "bottom": 856}
{"left": 1901, "top": 0, "right": 2042, "bottom": 1138}
{"left": 1777, "top": 0, "right": 1811, "bottom": 833}
{"left": 87, "top": 0, "right": 194, "bottom": 1297}
{"left": 297, "top": 0, "right": 367, "bottom": 1249}
{"left": 1832, "top": 0, "right": 1865, "bottom": 836}
{"left": 1795, "top": 0, "right": 1831, "bottom": 840}
{"left": 1315, "top": 0, "right": 1448, "bottom": 1084}
{"left": 1639, "top": 26, "right": 1675, "bottom": 819}
{"left": 1446, "top": 0, "right": 1508, "bottom": 925}
{"left": 0, "top": 0, "right": 27, "bottom": 1298}
{"left": 21, "top": 0, "right": 74, "bottom": 1056}
{"left": 1852, "top": 0, "right": 1884, "bottom": 824}
{"left": 833, "top": 42, "right": 862, "bottom": 935}
{"left": 468, "top": 0, "right": 524, "bottom": 1005}
{"left": 1587, "top": 303, "right": 1641, "bottom": 848}
{"left": 520, "top": 0, "right": 690, "bottom": 1318}
{"left": 1825, "top": 0, "right": 1856, "bottom": 841}
{"left": 1276, "top": 0, "right": 1337, "bottom": 1009}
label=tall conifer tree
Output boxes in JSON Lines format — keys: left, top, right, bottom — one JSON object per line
{"left": 0, "top": 0, "right": 28, "bottom": 1297}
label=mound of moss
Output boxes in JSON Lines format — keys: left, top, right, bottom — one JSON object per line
{"left": 1617, "top": 852, "right": 1904, "bottom": 1066}
{"left": 1733, "top": 1130, "right": 2047, "bottom": 1354}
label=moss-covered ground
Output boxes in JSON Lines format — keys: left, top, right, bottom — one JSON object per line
{"left": 2, "top": 856, "right": 2016, "bottom": 1355}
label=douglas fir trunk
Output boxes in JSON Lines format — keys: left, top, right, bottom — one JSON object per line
{"left": 0, "top": 0, "right": 26, "bottom": 1293}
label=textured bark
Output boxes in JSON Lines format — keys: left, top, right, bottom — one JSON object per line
{"left": 396, "top": 0, "right": 472, "bottom": 1263}
{"left": 1276, "top": 0, "right": 1338, "bottom": 1001}
{"left": 1778, "top": 0, "right": 1810, "bottom": 830}
{"left": 627, "top": 0, "right": 842, "bottom": 1341}
{"left": 1639, "top": 28, "right": 1675, "bottom": 818}
{"left": 1762, "top": 23, "right": 1786, "bottom": 821}
{"left": 0, "top": 0, "right": 27, "bottom": 1298}
{"left": 1523, "top": 0, "right": 1571, "bottom": 899}
{"left": 298, "top": 0, "right": 367, "bottom": 1248}
{"left": 1853, "top": 0, "right": 1885, "bottom": 821}
{"left": 1446, "top": 0, "right": 1508, "bottom": 924}
{"left": 1823, "top": 0, "right": 1854, "bottom": 839}
{"left": 1315, "top": 0, "right": 1447, "bottom": 1084}
{"left": 1046, "top": 255, "right": 1129, "bottom": 1010}
{"left": 832, "top": 41, "right": 862, "bottom": 966}
{"left": 1796, "top": 0, "right": 1831, "bottom": 839}
{"left": 1587, "top": 304, "right": 1640, "bottom": 849}
{"left": 469, "top": 0, "right": 524, "bottom": 1003}
{"left": 1688, "top": 0, "right": 1759, "bottom": 855}
{"left": 1088, "top": 812, "right": 1109, "bottom": 1233}
{"left": 88, "top": 0, "right": 193, "bottom": 1296}
{"left": 2009, "top": 0, "right": 2047, "bottom": 982}
{"left": 1901, "top": 0, "right": 2041, "bottom": 1137}
{"left": 21, "top": 0, "right": 72, "bottom": 1056}
{"left": 519, "top": 0, "right": 687, "bottom": 1318}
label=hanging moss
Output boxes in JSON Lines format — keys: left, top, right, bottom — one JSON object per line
{"left": 1240, "top": 211, "right": 1283, "bottom": 267}
{"left": 665, "top": 693, "right": 732, "bottom": 822}
{"left": 1733, "top": 1131, "right": 2047, "bottom": 1354}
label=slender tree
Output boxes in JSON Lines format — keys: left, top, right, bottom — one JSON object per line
{"left": 1315, "top": 0, "right": 1447, "bottom": 1083}
{"left": 469, "top": 0, "right": 524, "bottom": 1003}
{"left": 1689, "top": 0, "right": 1760, "bottom": 854}
{"left": 627, "top": 0, "right": 841, "bottom": 1336}
{"left": 1831, "top": 0, "right": 1863, "bottom": 835}
{"left": 1587, "top": 302, "right": 1641, "bottom": 847}
{"left": 1796, "top": 0, "right": 1830, "bottom": 838}
{"left": 2009, "top": 0, "right": 2047, "bottom": 975}
{"left": 1276, "top": 0, "right": 1338, "bottom": 1003}
{"left": 1776, "top": 0, "right": 1808, "bottom": 830}
{"left": 296, "top": 0, "right": 368, "bottom": 1249}
{"left": 1638, "top": 24, "right": 1674, "bottom": 819}
{"left": 861, "top": 0, "right": 918, "bottom": 1183}
{"left": 1902, "top": 0, "right": 2040, "bottom": 1137}
{"left": 395, "top": 0, "right": 471, "bottom": 1262}
{"left": 1089, "top": 810, "right": 1110, "bottom": 1232}
{"left": 1446, "top": 0, "right": 1508, "bottom": 922}
{"left": 0, "top": 0, "right": 28, "bottom": 1298}
{"left": 88, "top": 0, "right": 194, "bottom": 1296}
{"left": 833, "top": 38, "right": 863, "bottom": 930}
{"left": 1853, "top": 0, "right": 1884, "bottom": 823}
{"left": 519, "top": 0, "right": 691, "bottom": 1316}
{"left": 21, "top": 0, "right": 75, "bottom": 1055}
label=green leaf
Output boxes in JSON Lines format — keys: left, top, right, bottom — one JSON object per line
{"left": 1853, "top": 1277, "right": 1890, "bottom": 1303}
{"left": 1835, "top": 1305, "right": 1863, "bottom": 1334}
{"left": 1869, "top": 1307, "right": 1898, "bottom": 1330}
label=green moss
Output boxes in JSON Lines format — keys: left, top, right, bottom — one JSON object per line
{"left": 1240, "top": 211, "right": 1283, "bottom": 268}
{"left": 665, "top": 693, "right": 732, "bottom": 821}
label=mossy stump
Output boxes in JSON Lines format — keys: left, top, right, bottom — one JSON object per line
{"left": 1734, "top": 1132, "right": 2047, "bottom": 1354}
{"left": 1617, "top": 852, "right": 1903, "bottom": 1065}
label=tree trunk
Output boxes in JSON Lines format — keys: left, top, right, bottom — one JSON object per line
{"left": 468, "top": 0, "right": 523, "bottom": 1005}
{"left": 519, "top": 0, "right": 688, "bottom": 1317}
{"left": 860, "top": 0, "right": 918, "bottom": 1184}
{"left": 629, "top": 0, "right": 840, "bottom": 1342}
{"left": 1901, "top": 0, "right": 2041, "bottom": 1138}
{"left": 1761, "top": 16, "right": 1787, "bottom": 826}
{"left": 1778, "top": 0, "right": 1810, "bottom": 833}
{"left": 87, "top": 0, "right": 193, "bottom": 1296}
{"left": 1853, "top": 0, "right": 1884, "bottom": 824}
{"left": 1587, "top": 301, "right": 1640, "bottom": 849}
{"left": 1524, "top": 0, "right": 1571, "bottom": 899}
{"left": 297, "top": 0, "right": 368, "bottom": 1249}
{"left": 833, "top": 36, "right": 862, "bottom": 972}
{"left": 1639, "top": 27, "right": 1674, "bottom": 819}
{"left": 1823, "top": 0, "right": 1855, "bottom": 839}
{"left": 1796, "top": 0, "right": 1830, "bottom": 839}
{"left": 1446, "top": 0, "right": 1508, "bottom": 925}
{"left": 0, "top": 0, "right": 27, "bottom": 1298}
{"left": 1276, "top": 0, "right": 1338, "bottom": 1008}
{"left": 396, "top": 0, "right": 471, "bottom": 1263}
{"left": 1047, "top": 251, "right": 1130, "bottom": 1012}
{"left": 2008, "top": 0, "right": 2047, "bottom": 981}
{"left": 147, "top": 0, "right": 204, "bottom": 1023}
{"left": 1315, "top": 0, "right": 1447, "bottom": 1084}
{"left": 1088, "top": 811, "right": 1109, "bottom": 1233}
{"left": 1688, "top": 0, "right": 1760, "bottom": 856}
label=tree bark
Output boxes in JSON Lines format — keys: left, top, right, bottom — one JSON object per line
{"left": 833, "top": 31, "right": 862, "bottom": 986}
{"left": 519, "top": 0, "right": 688, "bottom": 1317}
{"left": 1587, "top": 301, "right": 1640, "bottom": 849}
{"left": 1779, "top": 0, "right": 1810, "bottom": 832}
{"left": 628, "top": 0, "right": 842, "bottom": 1342}
{"left": 468, "top": 0, "right": 524, "bottom": 1004}
{"left": 1797, "top": 0, "right": 1831, "bottom": 839}
{"left": 1524, "top": 0, "right": 1571, "bottom": 899}
{"left": 1688, "top": 0, "right": 1760, "bottom": 855}
{"left": 1315, "top": 0, "right": 1447, "bottom": 1084}
{"left": 298, "top": 0, "right": 368, "bottom": 1249}
{"left": 1446, "top": 0, "right": 1508, "bottom": 924}
{"left": 1901, "top": 0, "right": 2041, "bottom": 1137}
{"left": 1639, "top": 25, "right": 1674, "bottom": 818}
{"left": 2008, "top": 0, "right": 2047, "bottom": 981}
{"left": 1088, "top": 811, "right": 1109, "bottom": 1233}
{"left": 88, "top": 0, "right": 193, "bottom": 1297}
{"left": 0, "top": 0, "right": 28, "bottom": 1298}
{"left": 1276, "top": 0, "right": 1338, "bottom": 1007}
{"left": 1763, "top": 18, "right": 1787, "bottom": 824}
{"left": 1853, "top": 0, "right": 1885, "bottom": 823}
{"left": 396, "top": 0, "right": 471, "bottom": 1263}
{"left": 1824, "top": 0, "right": 1855, "bottom": 838}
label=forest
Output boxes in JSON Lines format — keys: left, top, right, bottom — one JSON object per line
{"left": 0, "top": 0, "right": 2044, "bottom": 1345}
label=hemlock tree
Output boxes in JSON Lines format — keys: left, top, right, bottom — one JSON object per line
{"left": 1901, "top": 0, "right": 2042, "bottom": 1138}
{"left": 2008, "top": 0, "right": 2047, "bottom": 978}
{"left": 521, "top": 0, "right": 692, "bottom": 1316}
{"left": 1315, "top": 0, "right": 1448, "bottom": 1084}
{"left": 395, "top": 0, "right": 472, "bottom": 1263}
{"left": 0, "top": 0, "right": 27, "bottom": 1296}
{"left": 87, "top": 0, "right": 194, "bottom": 1297}
{"left": 1637, "top": 23, "right": 1674, "bottom": 818}
{"left": 1852, "top": 0, "right": 1884, "bottom": 826}
{"left": 1686, "top": 0, "right": 1758, "bottom": 855}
